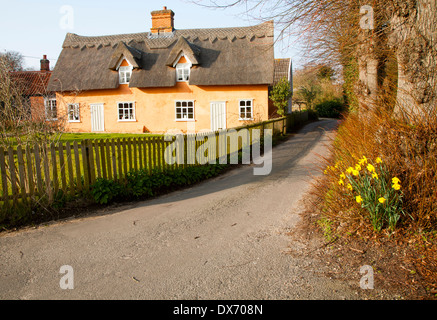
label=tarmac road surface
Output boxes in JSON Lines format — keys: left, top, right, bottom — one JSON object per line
{"left": 0, "top": 119, "right": 363, "bottom": 299}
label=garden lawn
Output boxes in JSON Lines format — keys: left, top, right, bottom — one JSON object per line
{"left": 58, "top": 132, "right": 163, "bottom": 143}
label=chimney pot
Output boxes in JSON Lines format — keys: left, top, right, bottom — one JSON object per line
{"left": 150, "top": 7, "right": 174, "bottom": 34}
{"left": 40, "top": 55, "right": 50, "bottom": 72}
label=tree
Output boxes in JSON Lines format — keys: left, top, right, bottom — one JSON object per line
{"left": 386, "top": 0, "right": 437, "bottom": 120}
{"left": 195, "top": 0, "right": 437, "bottom": 122}
{"left": 269, "top": 77, "right": 292, "bottom": 115}
{"left": 0, "top": 50, "right": 25, "bottom": 72}
{"left": 297, "top": 85, "right": 319, "bottom": 110}
{"left": 293, "top": 63, "right": 343, "bottom": 109}
{"left": 317, "top": 65, "right": 335, "bottom": 81}
{"left": 0, "top": 54, "right": 65, "bottom": 149}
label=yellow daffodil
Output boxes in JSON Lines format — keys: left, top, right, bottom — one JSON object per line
{"left": 378, "top": 197, "right": 386, "bottom": 204}
{"left": 340, "top": 173, "right": 346, "bottom": 180}
{"left": 356, "top": 195, "right": 363, "bottom": 203}
{"left": 367, "top": 164, "right": 375, "bottom": 173}
{"left": 392, "top": 183, "right": 401, "bottom": 190}
{"left": 358, "top": 156, "right": 368, "bottom": 165}
{"left": 392, "top": 177, "right": 401, "bottom": 184}
{"left": 375, "top": 157, "right": 382, "bottom": 164}
{"left": 324, "top": 170, "right": 328, "bottom": 175}
{"left": 372, "top": 173, "right": 379, "bottom": 180}
{"left": 346, "top": 167, "right": 354, "bottom": 174}
{"left": 347, "top": 184, "right": 353, "bottom": 191}
{"left": 352, "top": 169, "right": 359, "bottom": 176}
{"left": 355, "top": 164, "right": 362, "bottom": 171}
{"left": 338, "top": 179, "right": 344, "bottom": 186}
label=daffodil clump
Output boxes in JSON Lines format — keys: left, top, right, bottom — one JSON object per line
{"left": 326, "top": 156, "right": 405, "bottom": 232}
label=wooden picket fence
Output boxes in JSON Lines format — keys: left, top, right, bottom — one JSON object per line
{"left": 0, "top": 112, "right": 307, "bottom": 212}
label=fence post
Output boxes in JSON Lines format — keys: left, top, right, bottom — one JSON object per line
{"left": 58, "top": 143, "right": 67, "bottom": 193}
{"left": 81, "top": 140, "right": 90, "bottom": 190}
{"left": 87, "top": 140, "right": 96, "bottom": 185}
{"left": 25, "top": 146, "right": 34, "bottom": 199}
{"left": 16, "top": 146, "right": 28, "bottom": 205}
{"left": 73, "top": 141, "right": 82, "bottom": 192}
{"left": 42, "top": 145, "right": 53, "bottom": 203}
{"left": 283, "top": 117, "right": 286, "bottom": 135}
{"left": 65, "top": 142, "right": 75, "bottom": 197}
{"left": 0, "top": 147, "right": 9, "bottom": 209}
{"left": 7, "top": 147, "right": 18, "bottom": 206}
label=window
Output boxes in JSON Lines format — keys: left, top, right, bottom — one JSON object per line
{"left": 175, "top": 101, "right": 194, "bottom": 120}
{"left": 239, "top": 100, "right": 253, "bottom": 120}
{"left": 118, "top": 102, "right": 135, "bottom": 121}
{"left": 45, "top": 97, "right": 57, "bottom": 120}
{"left": 67, "top": 103, "right": 80, "bottom": 122}
{"left": 176, "top": 63, "right": 190, "bottom": 82}
{"left": 119, "top": 66, "right": 132, "bottom": 84}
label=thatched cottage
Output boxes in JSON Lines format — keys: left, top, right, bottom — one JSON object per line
{"left": 47, "top": 7, "right": 292, "bottom": 133}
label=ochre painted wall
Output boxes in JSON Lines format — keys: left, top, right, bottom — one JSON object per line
{"left": 57, "top": 81, "right": 269, "bottom": 133}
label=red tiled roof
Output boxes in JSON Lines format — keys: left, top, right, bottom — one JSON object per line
{"left": 9, "top": 71, "right": 52, "bottom": 96}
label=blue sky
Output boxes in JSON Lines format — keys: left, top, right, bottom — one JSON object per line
{"left": 0, "top": 0, "right": 304, "bottom": 71}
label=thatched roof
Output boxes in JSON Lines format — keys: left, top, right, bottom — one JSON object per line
{"left": 165, "top": 36, "right": 201, "bottom": 66}
{"left": 48, "top": 21, "right": 276, "bottom": 92}
{"left": 108, "top": 42, "right": 142, "bottom": 70}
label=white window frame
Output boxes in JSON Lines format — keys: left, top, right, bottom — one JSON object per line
{"left": 117, "top": 101, "right": 136, "bottom": 122}
{"left": 239, "top": 99, "right": 253, "bottom": 120}
{"left": 117, "top": 56, "right": 133, "bottom": 85}
{"left": 176, "top": 63, "right": 191, "bottom": 82}
{"left": 67, "top": 103, "right": 80, "bottom": 122}
{"left": 174, "top": 53, "right": 192, "bottom": 82}
{"left": 119, "top": 66, "right": 133, "bottom": 84}
{"left": 44, "top": 97, "right": 57, "bottom": 121}
{"left": 175, "top": 100, "right": 195, "bottom": 121}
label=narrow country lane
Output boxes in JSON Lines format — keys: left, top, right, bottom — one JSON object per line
{"left": 0, "top": 119, "right": 362, "bottom": 300}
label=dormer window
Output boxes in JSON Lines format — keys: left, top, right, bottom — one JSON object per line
{"left": 119, "top": 65, "right": 132, "bottom": 84}
{"left": 176, "top": 63, "right": 190, "bottom": 82}
{"left": 165, "top": 37, "right": 200, "bottom": 83}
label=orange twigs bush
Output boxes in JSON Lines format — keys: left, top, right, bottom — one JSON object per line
{"left": 318, "top": 106, "right": 437, "bottom": 234}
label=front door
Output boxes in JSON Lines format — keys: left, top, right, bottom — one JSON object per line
{"left": 90, "top": 103, "right": 104, "bottom": 132}
{"left": 210, "top": 101, "right": 226, "bottom": 131}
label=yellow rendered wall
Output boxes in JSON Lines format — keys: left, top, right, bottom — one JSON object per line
{"left": 57, "top": 81, "right": 269, "bottom": 134}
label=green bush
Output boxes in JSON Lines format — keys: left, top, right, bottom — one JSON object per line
{"left": 90, "top": 164, "right": 228, "bottom": 205}
{"left": 90, "top": 178, "right": 125, "bottom": 204}
{"left": 314, "top": 100, "right": 345, "bottom": 118}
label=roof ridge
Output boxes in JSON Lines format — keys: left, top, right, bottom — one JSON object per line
{"left": 62, "top": 21, "right": 273, "bottom": 48}
{"left": 10, "top": 70, "right": 52, "bottom": 74}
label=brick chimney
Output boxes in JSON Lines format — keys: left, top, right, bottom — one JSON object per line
{"left": 40, "top": 55, "right": 50, "bottom": 72}
{"left": 150, "top": 6, "right": 174, "bottom": 34}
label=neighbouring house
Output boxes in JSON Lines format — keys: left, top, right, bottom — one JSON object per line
{"left": 9, "top": 55, "right": 57, "bottom": 122}
{"left": 47, "top": 7, "right": 292, "bottom": 133}
{"left": 269, "top": 58, "right": 293, "bottom": 117}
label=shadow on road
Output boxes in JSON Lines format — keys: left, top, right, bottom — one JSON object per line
{"left": 131, "top": 118, "right": 339, "bottom": 209}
